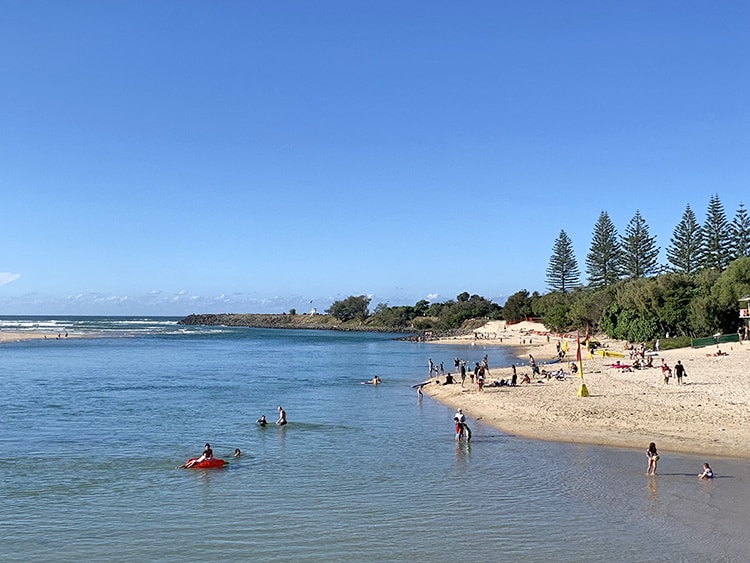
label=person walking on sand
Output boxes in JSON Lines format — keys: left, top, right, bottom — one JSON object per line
{"left": 276, "top": 406, "right": 287, "bottom": 426}
{"left": 661, "top": 360, "right": 672, "bottom": 384}
{"left": 646, "top": 442, "right": 659, "bottom": 475}
{"left": 674, "top": 360, "right": 686, "bottom": 385}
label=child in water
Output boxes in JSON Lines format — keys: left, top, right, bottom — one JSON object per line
{"left": 646, "top": 442, "right": 659, "bottom": 475}
{"left": 698, "top": 463, "right": 714, "bottom": 479}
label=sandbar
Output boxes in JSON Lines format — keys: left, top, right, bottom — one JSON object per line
{"left": 0, "top": 331, "right": 86, "bottom": 343}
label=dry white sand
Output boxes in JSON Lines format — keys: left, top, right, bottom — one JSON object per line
{"left": 426, "top": 321, "right": 750, "bottom": 458}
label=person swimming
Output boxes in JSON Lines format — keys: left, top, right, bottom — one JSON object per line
{"left": 257, "top": 415, "right": 267, "bottom": 427}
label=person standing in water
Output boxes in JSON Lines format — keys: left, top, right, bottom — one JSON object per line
{"left": 276, "top": 406, "right": 287, "bottom": 426}
{"left": 646, "top": 442, "right": 659, "bottom": 475}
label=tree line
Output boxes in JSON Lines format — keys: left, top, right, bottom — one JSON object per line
{"left": 547, "top": 194, "right": 749, "bottom": 292}
{"left": 325, "top": 194, "right": 750, "bottom": 343}
{"left": 325, "top": 292, "right": 502, "bottom": 331}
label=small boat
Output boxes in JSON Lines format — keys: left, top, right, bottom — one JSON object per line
{"left": 182, "top": 458, "right": 227, "bottom": 469}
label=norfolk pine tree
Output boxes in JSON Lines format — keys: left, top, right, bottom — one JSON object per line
{"left": 730, "top": 202, "right": 750, "bottom": 260}
{"left": 546, "top": 230, "right": 580, "bottom": 293}
{"left": 699, "top": 194, "right": 731, "bottom": 271}
{"left": 666, "top": 204, "right": 702, "bottom": 274}
{"left": 621, "top": 210, "right": 660, "bottom": 278}
{"left": 586, "top": 211, "right": 622, "bottom": 287}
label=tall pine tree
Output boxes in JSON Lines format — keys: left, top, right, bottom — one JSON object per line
{"left": 699, "top": 194, "right": 731, "bottom": 271}
{"left": 621, "top": 210, "right": 660, "bottom": 278}
{"left": 546, "top": 230, "right": 580, "bottom": 293}
{"left": 666, "top": 204, "right": 702, "bottom": 273}
{"left": 586, "top": 210, "right": 621, "bottom": 287}
{"left": 730, "top": 202, "right": 750, "bottom": 260}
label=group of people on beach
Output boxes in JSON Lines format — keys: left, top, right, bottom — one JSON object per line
{"left": 181, "top": 406, "right": 287, "bottom": 467}
{"left": 431, "top": 355, "right": 493, "bottom": 390}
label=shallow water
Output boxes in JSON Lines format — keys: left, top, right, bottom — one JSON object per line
{"left": 2, "top": 318, "right": 749, "bottom": 561}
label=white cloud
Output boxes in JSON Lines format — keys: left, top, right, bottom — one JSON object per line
{"left": 426, "top": 293, "right": 439, "bottom": 301}
{"left": 0, "top": 272, "right": 20, "bottom": 286}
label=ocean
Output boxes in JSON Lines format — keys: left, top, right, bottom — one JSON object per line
{"left": 2, "top": 317, "right": 749, "bottom": 562}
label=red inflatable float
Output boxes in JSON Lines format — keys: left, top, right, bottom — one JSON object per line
{"left": 182, "top": 458, "right": 227, "bottom": 469}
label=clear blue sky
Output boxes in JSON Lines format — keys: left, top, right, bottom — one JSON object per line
{"left": 1, "top": 1, "right": 748, "bottom": 315}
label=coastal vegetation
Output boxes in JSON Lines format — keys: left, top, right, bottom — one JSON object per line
{"left": 182, "top": 195, "right": 750, "bottom": 343}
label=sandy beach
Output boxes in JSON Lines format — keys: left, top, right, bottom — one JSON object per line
{"left": 0, "top": 331, "right": 84, "bottom": 343}
{"left": 425, "top": 321, "right": 750, "bottom": 459}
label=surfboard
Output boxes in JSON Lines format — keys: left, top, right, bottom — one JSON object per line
{"left": 595, "top": 349, "right": 625, "bottom": 358}
{"left": 411, "top": 380, "right": 431, "bottom": 388}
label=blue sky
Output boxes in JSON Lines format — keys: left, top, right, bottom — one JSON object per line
{"left": 1, "top": 1, "right": 748, "bottom": 315}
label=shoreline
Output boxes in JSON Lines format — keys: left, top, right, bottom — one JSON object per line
{"left": 424, "top": 321, "right": 750, "bottom": 459}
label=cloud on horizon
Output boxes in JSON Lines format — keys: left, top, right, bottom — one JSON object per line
{"left": 0, "top": 272, "right": 21, "bottom": 286}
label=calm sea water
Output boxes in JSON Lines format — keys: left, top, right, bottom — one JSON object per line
{"left": 2, "top": 317, "right": 749, "bottom": 562}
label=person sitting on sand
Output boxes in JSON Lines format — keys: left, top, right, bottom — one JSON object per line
{"left": 698, "top": 462, "right": 714, "bottom": 479}
{"left": 520, "top": 374, "right": 531, "bottom": 384}
{"left": 276, "top": 406, "right": 287, "bottom": 426}
{"left": 183, "top": 443, "right": 213, "bottom": 468}
{"left": 257, "top": 415, "right": 267, "bottom": 426}
{"left": 443, "top": 373, "right": 454, "bottom": 385}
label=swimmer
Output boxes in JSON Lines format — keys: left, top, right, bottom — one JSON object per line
{"left": 257, "top": 415, "right": 267, "bottom": 426}
{"left": 234, "top": 448, "right": 242, "bottom": 457}
{"left": 276, "top": 406, "right": 287, "bottom": 426}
